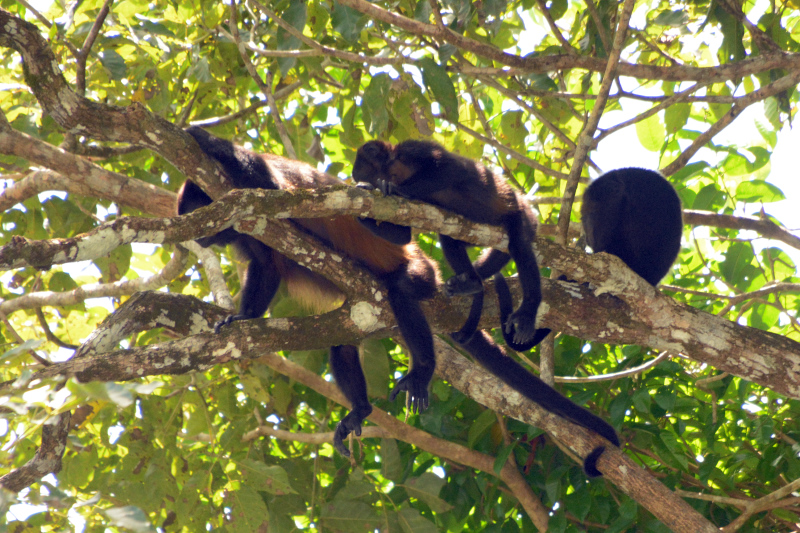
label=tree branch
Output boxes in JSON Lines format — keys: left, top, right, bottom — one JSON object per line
{"left": 334, "top": 0, "right": 800, "bottom": 81}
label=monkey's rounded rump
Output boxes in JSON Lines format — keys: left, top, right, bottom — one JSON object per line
{"left": 581, "top": 168, "right": 683, "bottom": 286}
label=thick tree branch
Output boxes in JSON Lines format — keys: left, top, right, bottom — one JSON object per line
{"left": 2, "top": 188, "right": 799, "bottom": 398}
{"left": 0, "top": 116, "right": 175, "bottom": 217}
{"left": 0, "top": 411, "right": 70, "bottom": 492}
{"left": 0, "top": 9, "right": 231, "bottom": 200}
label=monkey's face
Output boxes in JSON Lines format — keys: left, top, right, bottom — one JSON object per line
{"left": 353, "top": 140, "right": 394, "bottom": 187}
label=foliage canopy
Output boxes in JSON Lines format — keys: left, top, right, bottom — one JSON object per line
{"left": 1, "top": 0, "right": 800, "bottom": 532}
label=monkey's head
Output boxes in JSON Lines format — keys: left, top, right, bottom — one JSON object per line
{"left": 353, "top": 140, "right": 394, "bottom": 187}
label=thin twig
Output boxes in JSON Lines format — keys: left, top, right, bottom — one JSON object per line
{"left": 593, "top": 82, "right": 707, "bottom": 146}
{"left": 536, "top": 0, "right": 576, "bottom": 54}
{"left": 555, "top": 0, "right": 636, "bottom": 246}
{"left": 661, "top": 69, "right": 800, "bottom": 176}
{"left": 226, "top": 1, "right": 297, "bottom": 159}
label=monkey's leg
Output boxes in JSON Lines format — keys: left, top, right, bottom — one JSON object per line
{"left": 215, "top": 245, "right": 281, "bottom": 333}
{"left": 473, "top": 249, "right": 512, "bottom": 279}
{"left": 440, "top": 235, "right": 485, "bottom": 342}
{"left": 385, "top": 286, "right": 435, "bottom": 414}
{"left": 459, "top": 330, "right": 619, "bottom": 476}
{"left": 493, "top": 273, "right": 551, "bottom": 351}
{"left": 440, "top": 235, "right": 483, "bottom": 296}
{"left": 330, "top": 345, "right": 373, "bottom": 457}
{"left": 504, "top": 213, "right": 544, "bottom": 345}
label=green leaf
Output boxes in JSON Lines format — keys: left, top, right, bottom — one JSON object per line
{"left": 692, "top": 184, "right": 725, "bottom": 211}
{"left": 635, "top": 113, "right": 666, "bottom": 152}
{"left": 499, "top": 110, "right": 528, "bottom": 148}
{"left": 735, "top": 180, "right": 785, "bottom": 203}
{"left": 105, "top": 506, "right": 155, "bottom": 532}
{"left": 720, "top": 242, "right": 756, "bottom": 287}
{"left": 99, "top": 50, "right": 127, "bottom": 80}
{"left": 380, "top": 438, "right": 403, "bottom": 481}
{"left": 1, "top": 339, "right": 44, "bottom": 363}
{"left": 331, "top": 3, "right": 361, "bottom": 43}
{"left": 664, "top": 103, "right": 690, "bottom": 134}
{"left": 419, "top": 57, "right": 458, "bottom": 123}
{"left": 492, "top": 442, "right": 516, "bottom": 475}
{"left": 226, "top": 485, "right": 269, "bottom": 533}
{"left": 187, "top": 56, "right": 212, "bottom": 83}
{"left": 397, "top": 508, "right": 438, "bottom": 533}
{"left": 320, "top": 501, "right": 381, "bottom": 532}
{"left": 94, "top": 244, "right": 132, "bottom": 283}
{"left": 237, "top": 460, "right": 297, "bottom": 495}
{"left": 632, "top": 388, "right": 651, "bottom": 413}
{"left": 654, "top": 387, "right": 676, "bottom": 412}
{"left": 653, "top": 10, "right": 690, "bottom": 27}
{"left": 360, "top": 338, "right": 389, "bottom": 398}
{"left": 467, "top": 408, "right": 497, "bottom": 448}
{"left": 402, "top": 473, "right": 452, "bottom": 513}
{"left": 362, "top": 73, "right": 391, "bottom": 135}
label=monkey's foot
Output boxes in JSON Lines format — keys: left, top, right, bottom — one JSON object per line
{"left": 505, "top": 308, "right": 539, "bottom": 345}
{"left": 389, "top": 370, "right": 431, "bottom": 414}
{"left": 213, "top": 314, "right": 249, "bottom": 334}
{"left": 444, "top": 273, "right": 483, "bottom": 297}
{"left": 333, "top": 405, "right": 373, "bottom": 457}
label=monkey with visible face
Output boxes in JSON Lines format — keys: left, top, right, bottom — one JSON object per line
{"left": 178, "top": 127, "right": 441, "bottom": 457}
{"left": 353, "top": 139, "right": 550, "bottom": 350}
{"left": 582, "top": 168, "right": 683, "bottom": 286}
{"left": 353, "top": 139, "right": 619, "bottom": 476}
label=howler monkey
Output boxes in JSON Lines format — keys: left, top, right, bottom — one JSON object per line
{"left": 178, "top": 127, "right": 441, "bottom": 457}
{"left": 353, "top": 139, "right": 618, "bottom": 475}
{"left": 179, "top": 130, "right": 616, "bottom": 475}
{"left": 353, "top": 139, "right": 550, "bottom": 350}
{"left": 582, "top": 168, "right": 683, "bottom": 286}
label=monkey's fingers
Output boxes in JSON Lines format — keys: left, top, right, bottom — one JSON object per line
{"left": 213, "top": 314, "right": 249, "bottom": 334}
{"left": 390, "top": 374, "right": 430, "bottom": 414}
{"left": 333, "top": 412, "right": 367, "bottom": 457}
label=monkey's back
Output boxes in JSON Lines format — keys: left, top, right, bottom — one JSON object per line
{"left": 184, "top": 127, "right": 439, "bottom": 307}
{"left": 582, "top": 168, "right": 682, "bottom": 286}
{"left": 392, "top": 140, "right": 520, "bottom": 225}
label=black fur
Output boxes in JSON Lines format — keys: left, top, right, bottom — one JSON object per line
{"left": 354, "top": 139, "right": 617, "bottom": 475}
{"left": 353, "top": 139, "right": 549, "bottom": 349}
{"left": 582, "top": 168, "right": 683, "bottom": 286}
{"left": 179, "top": 127, "right": 440, "bottom": 457}
{"left": 457, "top": 329, "right": 619, "bottom": 477}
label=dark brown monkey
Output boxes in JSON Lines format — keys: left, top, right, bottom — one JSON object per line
{"left": 353, "top": 139, "right": 618, "bottom": 476}
{"left": 353, "top": 139, "right": 550, "bottom": 349}
{"left": 178, "top": 127, "right": 441, "bottom": 457}
{"left": 582, "top": 168, "right": 683, "bottom": 286}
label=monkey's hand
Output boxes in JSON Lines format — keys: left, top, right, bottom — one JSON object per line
{"left": 213, "top": 314, "right": 249, "bottom": 334}
{"left": 333, "top": 404, "right": 373, "bottom": 457}
{"left": 444, "top": 272, "right": 483, "bottom": 297}
{"left": 355, "top": 181, "right": 375, "bottom": 191}
{"left": 389, "top": 369, "right": 432, "bottom": 413}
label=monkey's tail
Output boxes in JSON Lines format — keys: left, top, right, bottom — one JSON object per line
{"left": 456, "top": 330, "right": 619, "bottom": 477}
{"left": 494, "top": 273, "right": 551, "bottom": 351}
